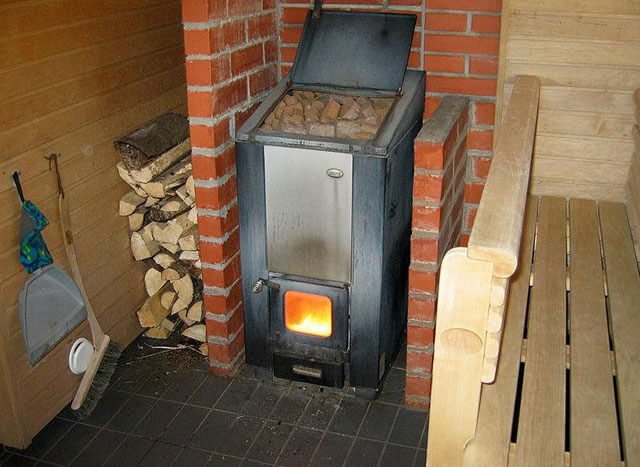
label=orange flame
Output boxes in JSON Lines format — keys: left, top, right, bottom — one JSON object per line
{"left": 284, "top": 291, "right": 332, "bottom": 338}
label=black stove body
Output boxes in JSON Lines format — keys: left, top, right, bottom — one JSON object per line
{"left": 235, "top": 8, "right": 425, "bottom": 399}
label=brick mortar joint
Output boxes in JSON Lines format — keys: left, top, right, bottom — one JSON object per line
{"left": 407, "top": 343, "right": 434, "bottom": 353}
{"left": 408, "top": 318, "right": 435, "bottom": 328}
{"left": 406, "top": 370, "right": 432, "bottom": 380}
{"left": 409, "top": 291, "right": 437, "bottom": 300}
{"left": 183, "top": 10, "right": 278, "bottom": 30}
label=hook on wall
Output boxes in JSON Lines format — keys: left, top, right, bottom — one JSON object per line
{"left": 12, "top": 171, "right": 25, "bottom": 204}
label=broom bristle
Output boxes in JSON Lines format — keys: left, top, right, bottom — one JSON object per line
{"left": 72, "top": 342, "right": 122, "bottom": 419}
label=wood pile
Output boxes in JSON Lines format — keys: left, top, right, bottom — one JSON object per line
{"left": 115, "top": 121, "right": 207, "bottom": 354}
{"left": 259, "top": 90, "right": 394, "bottom": 140}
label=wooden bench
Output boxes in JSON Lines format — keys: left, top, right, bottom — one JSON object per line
{"left": 426, "top": 76, "right": 640, "bottom": 466}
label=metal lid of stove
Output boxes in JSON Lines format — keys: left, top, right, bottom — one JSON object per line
{"left": 289, "top": 8, "right": 416, "bottom": 96}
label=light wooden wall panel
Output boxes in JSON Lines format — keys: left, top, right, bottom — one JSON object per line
{"left": 0, "top": 0, "right": 186, "bottom": 448}
{"left": 627, "top": 91, "right": 640, "bottom": 252}
{"left": 497, "top": 0, "right": 640, "bottom": 201}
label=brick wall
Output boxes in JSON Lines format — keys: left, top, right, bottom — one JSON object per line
{"left": 277, "top": 1, "right": 500, "bottom": 407}
{"left": 408, "top": 97, "right": 469, "bottom": 408}
{"left": 181, "top": 0, "right": 279, "bottom": 374}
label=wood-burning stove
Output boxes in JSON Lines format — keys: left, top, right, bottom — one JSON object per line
{"left": 235, "top": 7, "right": 425, "bottom": 399}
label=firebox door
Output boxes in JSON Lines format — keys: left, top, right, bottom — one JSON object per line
{"left": 264, "top": 146, "right": 353, "bottom": 284}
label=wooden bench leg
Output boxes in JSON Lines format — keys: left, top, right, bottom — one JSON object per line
{"left": 427, "top": 248, "right": 494, "bottom": 467}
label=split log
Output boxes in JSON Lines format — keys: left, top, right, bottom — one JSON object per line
{"left": 116, "top": 163, "right": 147, "bottom": 197}
{"left": 185, "top": 175, "right": 195, "bottom": 199}
{"left": 128, "top": 206, "right": 148, "bottom": 231}
{"left": 144, "top": 267, "right": 167, "bottom": 296}
{"left": 137, "top": 287, "right": 170, "bottom": 327}
{"left": 173, "top": 274, "right": 194, "bottom": 305}
{"left": 139, "top": 157, "right": 192, "bottom": 198}
{"left": 188, "top": 206, "right": 198, "bottom": 224}
{"left": 179, "top": 250, "right": 200, "bottom": 262}
{"left": 146, "top": 197, "right": 190, "bottom": 223}
{"left": 199, "top": 343, "right": 208, "bottom": 356}
{"left": 144, "top": 326, "right": 171, "bottom": 339}
{"left": 182, "top": 324, "right": 206, "bottom": 342}
{"left": 131, "top": 230, "right": 159, "bottom": 260}
{"left": 119, "top": 191, "right": 146, "bottom": 216}
{"left": 178, "top": 309, "right": 197, "bottom": 327}
{"left": 160, "top": 290, "right": 177, "bottom": 309}
{"left": 161, "top": 267, "right": 182, "bottom": 281}
{"left": 186, "top": 301, "right": 203, "bottom": 322}
{"left": 128, "top": 139, "right": 192, "bottom": 183}
{"left": 160, "top": 242, "right": 180, "bottom": 254}
{"left": 178, "top": 226, "right": 199, "bottom": 251}
{"left": 153, "top": 252, "right": 176, "bottom": 269}
{"left": 145, "top": 196, "right": 160, "bottom": 207}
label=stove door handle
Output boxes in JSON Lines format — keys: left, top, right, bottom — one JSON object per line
{"left": 251, "top": 278, "right": 281, "bottom": 294}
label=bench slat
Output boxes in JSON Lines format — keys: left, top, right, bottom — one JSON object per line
{"left": 514, "top": 196, "right": 567, "bottom": 467}
{"left": 568, "top": 199, "right": 620, "bottom": 466}
{"left": 464, "top": 196, "right": 538, "bottom": 467}
{"left": 600, "top": 202, "right": 640, "bottom": 466}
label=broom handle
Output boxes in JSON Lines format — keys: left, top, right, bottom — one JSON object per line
{"left": 47, "top": 154, "right": 105, "bottom": 343}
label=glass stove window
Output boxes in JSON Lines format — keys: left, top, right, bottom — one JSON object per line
{"left": 284, "top": 291, "right": 332, "bottom": 338}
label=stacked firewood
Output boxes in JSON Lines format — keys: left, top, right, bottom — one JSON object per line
{"left": 115, "top": 116, "right": 206, "bottom": 354}
{"left": 259, "top": 90, "right": 394, "bottom": 140}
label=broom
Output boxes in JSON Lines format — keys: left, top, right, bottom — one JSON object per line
{"left": 48, "top": 154, "right": 121, "bottom": 418}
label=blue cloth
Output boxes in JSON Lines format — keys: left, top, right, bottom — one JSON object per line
{"left": 19, "top": 201, "right": 53, "bottom": 273}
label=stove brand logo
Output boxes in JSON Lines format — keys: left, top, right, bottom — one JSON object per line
{"left": 326, "top": 168, "right": 344, "bottom": 179}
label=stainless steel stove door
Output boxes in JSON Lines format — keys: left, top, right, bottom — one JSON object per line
{"left": 264, "top": 146, "right": 353, "bottom": 283}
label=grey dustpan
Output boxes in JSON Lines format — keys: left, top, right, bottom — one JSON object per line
{"left": 12, "top": 171, "right": 87, "bottom": 365}
{"left": 19, "top": 265, "right": 87, "bottom": 364}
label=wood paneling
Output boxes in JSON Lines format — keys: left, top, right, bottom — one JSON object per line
{"left": 627, "top": 94, "right": 640, "bottom": 251}
{"left": 0, "top": 0, "right": 186, "bottom": 448}
{"left": 497, "top": 0, "right": 640, "bottom": 201}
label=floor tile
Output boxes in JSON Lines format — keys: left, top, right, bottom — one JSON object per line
{"left": 2, "top": 455, "right": 38, "bottom": 466}
{"left": 299, "top": 394, "right": 341, "bottom": 430}
{"left": 413, "top": 449, "right": 426, "bottom": 467}
{"left": 12, "top": 417, "right": 74, "bottom": 459}
{"left": 41, "top": 424, "right": 99, "bottom": 465}
{"left": 214, "top": 378, "right": 259, "bottom": 413}
{"left": 103, "top": 435, "right": 154, "bottom": 467}
{"left": 163, "top": 369, "right": 207, "bottom": 403}
{"left": 137, "top": 368, "right": 181, "bottom": 399}
{"left": 379, "top": 444, "right": 418, "bottom": 467}
{"left": 79, "top": 389, "right": 131, "bottom": 428}
{"left": 345, "top": 438, "right": 385, "bottom": 467}
{"left": 172, "top": 447, "right": 211, "bottom": 466}
{"left": 188, "top": 376, "right": 231, "bottom": 408}
{"left": 207, "top": 453, "right": 242, "bottom": 466}
{"left": 139, "top": 441, "right": 182, "bottom": 466}
{"left": 327, "top": 397, "right": 368, "bottom": 436}
{"left": 276, "top": 427, "right": 323, "bottom": 467}
{"left": 106, "top": 394, "right": 155, "bottom": 433}
{"left": 378, "top": 368, "right": 405, "bottom": 405}
{"left": 191, "top": 411, "right": 264, "bottom": 457}
{"left": 309, "top": 432, "right": 354, "bottom": 467}
{"left": 161, "top": 405, "right": 209, "bottom": 446}
{"left": 358, "top": 402, "right": 398, "bottom": 441}
{"left": 240, "top": 382, "right": 283, "bottom": 419}
{"left": 246, "top": 420, "right": 293, "bottom": 464}
{"left": 131, "top": 399, "right": 182, "bottom": 439}
{"left": 111, "top": 363, "right": 155, "bottom": 393}
{"left": 269, "top": 388, "right": 311, "bottom": 424}
{"left": 388, "top": 407, "right": 428, "bottom": 448}
{"left": 70, "top": 430, "right": 125, "bottom": 466}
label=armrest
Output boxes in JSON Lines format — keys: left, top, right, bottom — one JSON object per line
{"left": 467, "top": 76, "right": 541, "bottom": 278}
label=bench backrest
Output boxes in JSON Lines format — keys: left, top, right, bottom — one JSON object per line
{"left": 426, "top": 75, "right": 541, "bottom": 467}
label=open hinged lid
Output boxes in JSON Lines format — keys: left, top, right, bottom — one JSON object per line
{"left": 289, "top": 8, "right": 417, "bottom": 95}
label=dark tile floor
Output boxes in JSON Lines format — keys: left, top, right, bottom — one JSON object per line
{"left": 1, "top": 338, "right": 427, "bottom": 466}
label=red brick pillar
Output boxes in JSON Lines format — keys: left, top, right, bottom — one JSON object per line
{"left": 405, "top": 97, "right": 469, "bottom": 409}
{"left": 181, "top": 0, "right": 278, "bottom": 374}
